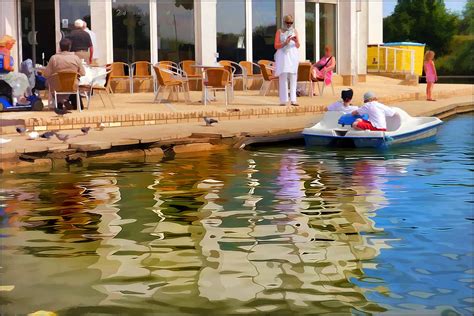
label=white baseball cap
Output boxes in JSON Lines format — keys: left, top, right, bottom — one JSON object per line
{"left": 74, "top": 19, "right": 85, "bottom": 28}
{"left": 363, "top": 91, "right": 376, "bottom": 101}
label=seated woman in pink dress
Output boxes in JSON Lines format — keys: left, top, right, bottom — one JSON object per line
{"left": 311, "top": 45, "right": 336, "bottom": 96}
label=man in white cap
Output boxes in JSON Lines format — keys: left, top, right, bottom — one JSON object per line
{"left": 82, "top": 21, "right": 98, "bottom": 65}
{"left": 351, "top": 91, "right": 396, "bottom": 131}
{"left": 327, "top": 88, "right": 358, "bottom": 113}
{"left": 67, "top": 19, "right": 93, "bottom": 64}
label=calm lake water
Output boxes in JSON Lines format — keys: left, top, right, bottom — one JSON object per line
{"left": 1, "top": 114, "right": 473, "bottom": 315}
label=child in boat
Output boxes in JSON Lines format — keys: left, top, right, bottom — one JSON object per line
{"left": 351, "top": 91, "right": 396, "bottom": 131}
{"left": 424, "top": 50, "right": 437, "bottom": 101}
{"left": 327, "top": 88, "right": 358, "bottom": 113}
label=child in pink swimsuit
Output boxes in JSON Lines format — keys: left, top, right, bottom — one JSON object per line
{"left": 424, "top": 50, "right": 438, "bottom": 101}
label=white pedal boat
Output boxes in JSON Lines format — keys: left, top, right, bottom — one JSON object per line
{"left": 302, "top": 107, "right": 443, "bottom": 148}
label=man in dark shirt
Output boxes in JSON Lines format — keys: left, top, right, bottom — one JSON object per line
{"left": 66, "top": 19, "right": 93, "bottom": 64}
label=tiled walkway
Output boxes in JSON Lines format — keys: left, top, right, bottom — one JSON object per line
{"left": 0, "top": 75, "right": 472, "bottom": 132}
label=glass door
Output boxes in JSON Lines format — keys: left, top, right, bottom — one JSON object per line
{"left": 319, "top": 3, "right": 337, "bottom": 62}
{"left": 59, "top": 0, "right": 91, "bottom": 37}
{"left": 252, "top": 0, "right": 282, "bottom": 63}
{"left": 20, "top": 0, "right": 56, "bottom": 66}
{"left": 112, "top": 0, "right": 151, "bottom": 64}
{"left": 305, "top": 3, "right": 316, "bottom": 62}
{"left": 305, "top": 2, "right": 337, "bottom": 69}
{"left": 157, "top": 0, "right": 195, "bottom": 63}
{"left": 217, "top": 0, "right": 246, "bottom": 62}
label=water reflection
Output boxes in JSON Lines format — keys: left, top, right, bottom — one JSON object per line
{"left": 0, "top": 173, "right": 112, "bottom": 313}
{"left": 194, "top": 151, "right": 394, "bottom": 314}
{"left": 0, "top": 152, "right": 395, "bottom": 314}
{"left": 0, "top": 115, "right": 472, "bottom": 315}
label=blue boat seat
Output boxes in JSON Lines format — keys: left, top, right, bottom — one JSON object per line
{"left": 338, "top": 114, "right": 368, "bottom": 127}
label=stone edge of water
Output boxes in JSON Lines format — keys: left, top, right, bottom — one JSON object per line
{"left": 1, "top": 101, "right": 473, "bottom": 173}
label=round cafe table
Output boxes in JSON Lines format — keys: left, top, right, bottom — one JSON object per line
{"left": 79, "top": 65, "right": 107, "bottom": 86}
{"left": 191, "top": 63, "right": 223, "bottom": 104}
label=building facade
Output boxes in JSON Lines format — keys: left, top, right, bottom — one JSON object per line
{"left": 0, "top": 0, "right": 383, "bottom": 85}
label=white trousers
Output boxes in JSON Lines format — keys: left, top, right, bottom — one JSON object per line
{"left": 279, "top": 72, "right": 297, "bottom": 103}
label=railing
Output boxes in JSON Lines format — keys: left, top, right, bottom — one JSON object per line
{"left": 420, "top": 76, "right": 474, "bottom": 84}
{"left": 368, "top": 45, "right": 415, "bottom": 75}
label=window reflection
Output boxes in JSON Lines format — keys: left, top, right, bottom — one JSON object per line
{"left": 20, "top": 0, "right": 56, "bottom": 66}
{"left": 60, "top": 0, "right": 91, "bottom": 36}
{"left": 157, "top": 0, "right": 195, "bottom": 63}
{"left": 252, "top": 0, "right": 282, "bottom": 62}
{"left": 112, "top": 0, "right": 150, "bottom": 63}
{"left": 217, "top": 0, "right": 246, "bottom": 62}
{"left": 320, "top": 3, "right": 337, "bottom": 65}
{"left": 305, "top": 2, "right": 337, "bottom": 68}
{"left": 305, "top": 2, "right": 316, "bottom": 62}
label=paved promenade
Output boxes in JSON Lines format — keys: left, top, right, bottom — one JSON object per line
{"left": 0, "top": 75, "right": 471, "bottom": 132}
{"left": 0, "top": 74, "right": 472, "bottom": 171}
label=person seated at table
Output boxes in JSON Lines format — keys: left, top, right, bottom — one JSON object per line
{"left": 327, "top": 88, "right": 358, "bottom": 113}
{"left": 351, "top": 91, "right": 396, "bottom": 131}
{"left": 43, "top": 38, "right": 85, "bottom": 109}
{"left": 311, "top": 45, "right": 336, "bottom": 96}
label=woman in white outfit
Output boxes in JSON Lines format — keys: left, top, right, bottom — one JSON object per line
{"left": 274, "top": 15, "right": 300, "bottom": 106}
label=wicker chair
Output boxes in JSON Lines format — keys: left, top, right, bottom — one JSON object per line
{"left": 48, "top": 71, "right": 81, "bottom": 111}
{"left": 80, "top": 69, "right": 114, "bottom": 109}
{"left": 297, "top": 62, "right": 315, "bottom": 97}
{"left": 131, "top": 61, "right": 154, "bottom": 93}
{"left": 179, "top": 60, "right": 202, "bottom": 89}
{"left": 239, "top": 61, "right": 262, "bottom": 90}
{"left": 257, "top": 60, "right": 274, "bottom": 68}
{"left": 157, "top": 61, "right": 179, "bottom": 71}
{"left": 153, "top": 65, "right": 190, "bottom": 103}
{"left": 257, "top": 62, "right": 278, "bottom": 96}
{"left": 218, "top": 61, "right": 238, "bottom": 100}
{"left": 109, "top": 62, "right": 130, "bottom": 93}
{"left": 203, "top": 68, "right": 231, "bottom": 106}
{"left": 219, "top": 60, "right": 245, "bottom": 91}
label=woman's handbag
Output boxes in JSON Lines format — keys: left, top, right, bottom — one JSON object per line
{"left": 312, "top": 56, "right": 332, "bottom": 80}
{"left": 315, "top": 56, "right": 332, "bottom": 71}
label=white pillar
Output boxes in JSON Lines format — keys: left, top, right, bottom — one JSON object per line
{"left": 150, "top": 0, "right": 158, "bottom": 64}
{"left": 315, "top": 2, "right": 320, "bottom": 62}
{"left": 245, "top": 0, "right": 253, "bottom": 62}
{"left": 0, "top": 0, "right": 20, "bottom": 70}
{"left": 282, "top": 0, "right": 306, "bottom": 61}
{"left": 54, "top": 0, "right": 61, "bottom": 52}
{"left": 358, "top": 0, "right": 368, "bottom": 78}
{"left": 194, "top": 0, "right": 217, "bottom": 65}
{"left": 90, "top": 0, "right": 113, "bottom": 64}
{"left": 337, "top": 0, "right": 357, "bottom": 85}
{"left": 367, "top": 0, "right": 383, "bottom": 45}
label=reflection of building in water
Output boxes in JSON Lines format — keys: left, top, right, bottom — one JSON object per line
{"left": 87, "top": 152, "right": 231, "bottom": 311}
{"left": 0, "top": 152, "right": 411, "bottom": 314}
{"left": 194, "top": 151, "right": 402, "bottom": 313}
{"left": 81, "top": 152, "right": 407, "bottom": 314}
{"left": 0, "top": 171, "right": 122, "bottom": 314}
{"left": 87, "top": 167, "right": 169, "bottom": 309}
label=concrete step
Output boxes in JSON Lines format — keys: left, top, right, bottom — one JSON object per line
{"left": 370, "top": 72, "right": 419, "bottom": 85}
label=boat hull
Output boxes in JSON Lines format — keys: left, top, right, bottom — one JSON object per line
{"left": 303, "top": 124, "right": 442, "bottom": 148}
